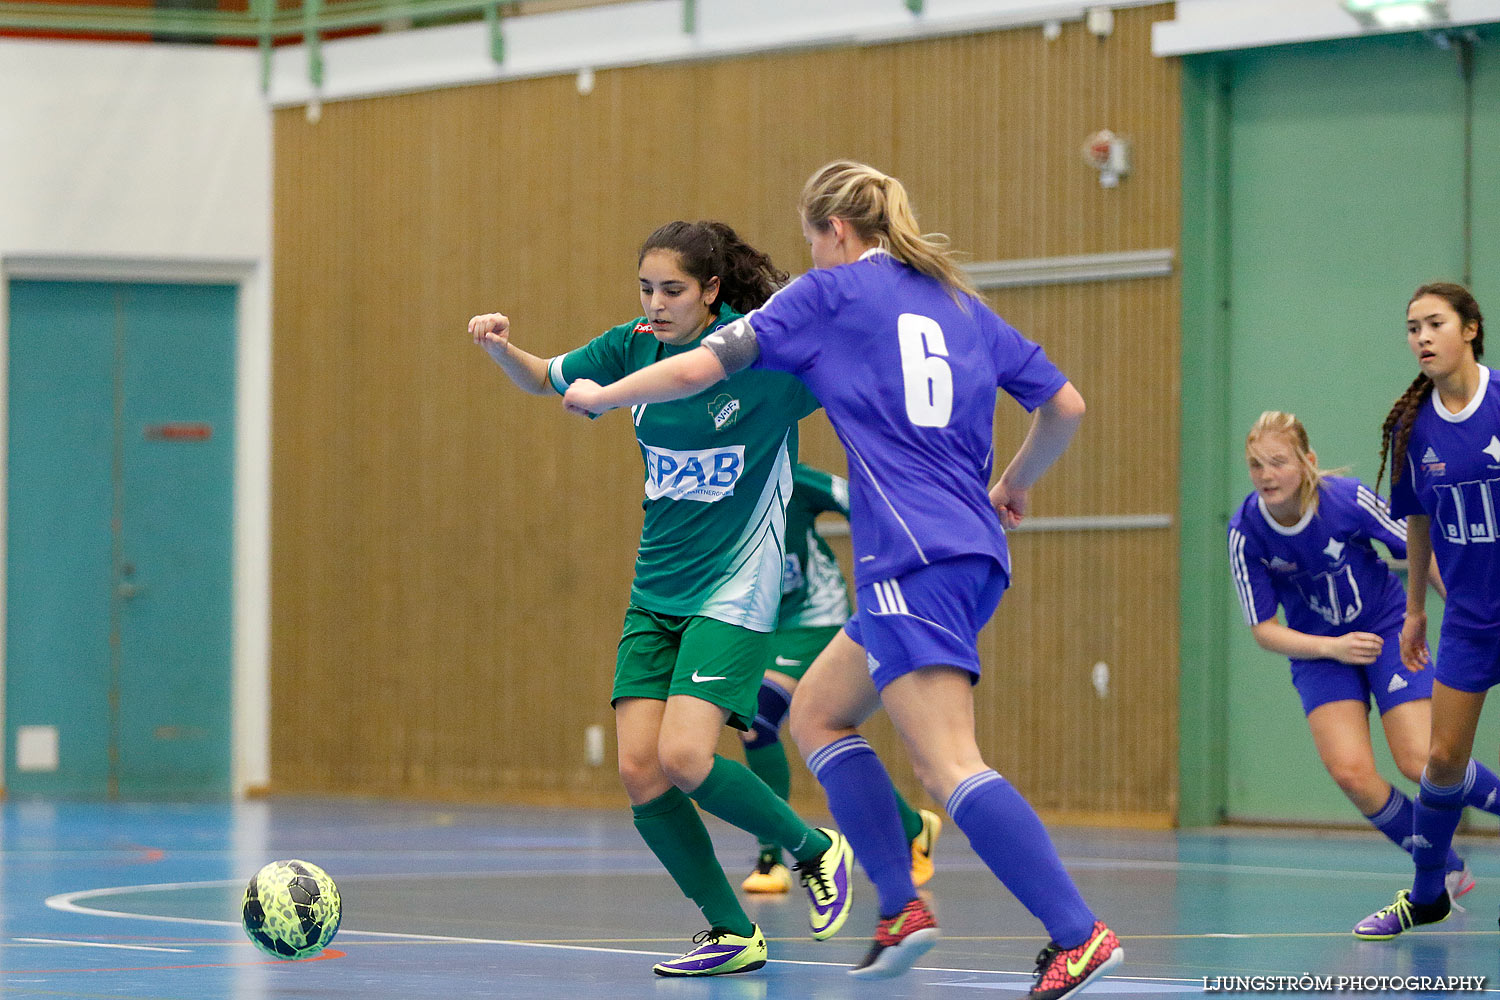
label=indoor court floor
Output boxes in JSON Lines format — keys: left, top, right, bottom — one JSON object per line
{"left": 1, "top": 797, "right": 1496, "bottom": 999}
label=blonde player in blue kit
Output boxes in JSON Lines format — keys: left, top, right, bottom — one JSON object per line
{"left": 738, "top": 463, "right": 942, "bottom": 894}
{"left": 1230, "top": 412, "right": 1500, "bottom": 904}
{"left": 1355, "top": 283, "right": 1500, "bottom": 940}
{"left": 563, "top": 162, "right": 1119, "bottom": 999}
{"left": 470, "top": 220, "right": 855, "bottom": 977}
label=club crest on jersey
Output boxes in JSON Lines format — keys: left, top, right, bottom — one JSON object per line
{"left": 1297, "top": 564, "right": 1364, "bottom": 626}
{"left": 1484, "top": 436, "right": 1500, "bottom": 466}
{"left": 709, "top": 394, "right": 741, "bottom": 430}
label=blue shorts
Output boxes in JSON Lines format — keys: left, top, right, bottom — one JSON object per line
{"left": 843, "top": 554, "right": 1007, "bottom": 692}
{"left": 1290, "top": 619, "right": 1432, "bottom": 716}
{"left": 1433, "top": 627, "right": 1500, "bottom": 694}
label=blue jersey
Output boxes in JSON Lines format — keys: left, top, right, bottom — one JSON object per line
{"left": 1388, "top": 364, "right": 1500, "bottom": 636}
{"left": 1227, "top": 476, "right": 1407, "bottom": 636}
{"left": 745, "top": 250, "right": 1067, "bottom": 588}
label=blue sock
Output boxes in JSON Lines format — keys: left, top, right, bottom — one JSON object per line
{"left": 1462, "top": 759, "right": 1500, "bottom": 816}
{"left": 1365, "top": 786, "right": 1415, "bottom": 849}
{"left": 806, "top": 736, "right": 914, "bottom": 917}
{"left": 948, "top": 770, "right": 1095, "bottom": 948}
{"left": 1411, "top": 767, "right": 1467, "bottom": 905}
{"left": 1366, "top": 787, "right": 1463, "bottom": 874}
{"left": 743, "top": 679, "right": 791, "bottom": 751}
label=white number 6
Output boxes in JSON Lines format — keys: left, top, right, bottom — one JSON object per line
{"left": 897, "top": 313, "right": 952, "bottom": 428}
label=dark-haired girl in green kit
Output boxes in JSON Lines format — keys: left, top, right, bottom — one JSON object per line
{"left": 470, "top": 220, "right": 853, "bottom": 976}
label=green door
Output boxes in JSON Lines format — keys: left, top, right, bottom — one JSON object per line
{"left": 7, "top": 279, "right": 235, "bottom": 798}
{"left": 1209, "top": 34, "right": 1500, "bottom": 822}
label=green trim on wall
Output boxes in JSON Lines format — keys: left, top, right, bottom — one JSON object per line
{"left": 1178, "top": 54, "right": 1232, "bottom": 827}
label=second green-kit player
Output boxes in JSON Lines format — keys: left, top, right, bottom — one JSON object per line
{"left": 739, "top": 463, "right": 942, "bottom": 894}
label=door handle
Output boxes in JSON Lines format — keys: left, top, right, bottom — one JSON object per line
{"left": 117, "top": 581, "right": 145, "bottom": 599}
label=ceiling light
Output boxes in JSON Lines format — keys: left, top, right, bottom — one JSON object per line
{"left": 1344, "top": 0, "right": 1449, "bottom": 30}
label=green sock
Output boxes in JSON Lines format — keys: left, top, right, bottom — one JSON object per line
{"left": 743, "top": 742, "right": 792, "bottom": 857}
{"left": 690, "top": 754, "right": 832, "bottom": 863}
{"left": 893, "top": 786, "right": 924, "bottom": 843}
{"left": 631, "top": 787, "right": 753, "bottom": 937}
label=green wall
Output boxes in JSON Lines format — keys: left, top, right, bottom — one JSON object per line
{"left": 1180, "top": 30, "right": 1500, "bottom": 825}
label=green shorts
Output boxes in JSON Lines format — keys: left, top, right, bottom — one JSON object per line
{"left": 613, "top": 606, "right": 772, "bottom": 731}
{"left": 765, "top": 625, "right": 843, "bottom": 682}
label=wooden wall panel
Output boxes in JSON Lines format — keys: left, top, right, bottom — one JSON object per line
{"left": 271, "top": 4, "right": 1181, "bottom": 820}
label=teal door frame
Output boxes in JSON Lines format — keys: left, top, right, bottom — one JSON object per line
{"left": 1179, "top": 53, "right": 1233, "bottom": 827}
{"left": 0, "top": 254, "right": 266, "bottom": 797}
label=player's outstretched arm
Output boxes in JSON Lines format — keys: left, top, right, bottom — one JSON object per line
{"left": 1249, "top": 618, "right": 1382, "bottom": 665}
{"left": 469, "top": 311, "right": 552, "bottom": 396}
{"left": 563, "top": 346, "right": 727, "bottom": 415}
{"left": 990, "top": 381, "right": 1085, "bottom": 528}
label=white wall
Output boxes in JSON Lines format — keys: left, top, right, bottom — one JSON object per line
{"left": 0, "top": 37, "right": 272, "bottom": 795}
{"left": 1155, "top": 0, "right": 1500, "bottom": 56}
{"left": 0, "top": 40, "right": 268, "bottom": 258}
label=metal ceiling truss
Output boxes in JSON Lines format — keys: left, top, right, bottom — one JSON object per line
{"left": 0, "top": 0, "right": 527, "bottom": 90}
{"left": 0, "top": 0, "right": 713, "bottom": 93}
{"left": 0, "top": 0, "right": 530, "bottom": 37}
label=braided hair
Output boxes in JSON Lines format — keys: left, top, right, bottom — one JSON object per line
{"left": 638, "top": 221, "right": 788, "bottom": 315}
{"left": 1375, "top": 282, "right": 1486, "bottom": 495}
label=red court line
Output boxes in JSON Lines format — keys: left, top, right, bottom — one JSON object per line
{"left": 17, "top": 935, "right": 244, "bottom": 944}
{"left": 1, "top": 946, "right": 346, "bottom": 974}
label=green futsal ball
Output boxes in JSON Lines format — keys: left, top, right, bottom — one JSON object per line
{"left": 242, "top": 859, "right": 342, "bottom": 960}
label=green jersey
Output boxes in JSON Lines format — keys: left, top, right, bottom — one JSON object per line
{"left": 547, "top": 310, "right": 819, "bottom": 631}
{"left": 780, "top": 464, "right": 853, "bottom": 629}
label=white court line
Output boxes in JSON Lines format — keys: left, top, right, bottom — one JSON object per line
{"left": 1062, "top": 858, "right": 1428, "bottom": 880}
{"left": 14, "top": 937, "right": 191, "bottom": 953}
{"left": 48, "top": 881, "right": 762, "bottom": 954}
{"left": 55, "top": 875, "right": 1496, "bottom": 993}
{"left": 43, "top": 881, "right": 1218, "bottom": 989}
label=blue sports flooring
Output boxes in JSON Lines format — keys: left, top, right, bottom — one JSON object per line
{"left": 1, "top": 798, "right": 1496, "bottom": 999}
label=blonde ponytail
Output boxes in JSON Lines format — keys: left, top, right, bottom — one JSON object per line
{"left": 799, "top": 161, "right": 976, "bottom": 299}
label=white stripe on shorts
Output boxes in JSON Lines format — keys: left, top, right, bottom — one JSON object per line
{"left": 872, "top": 579, "right": 909, "bottom": 616}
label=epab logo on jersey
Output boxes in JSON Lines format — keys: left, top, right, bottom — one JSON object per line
{"left": 708, "top": 394, "right": 741, "bottom": 431}
{"left": 641, "top": 443, "right": 745, "bottom": 502}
